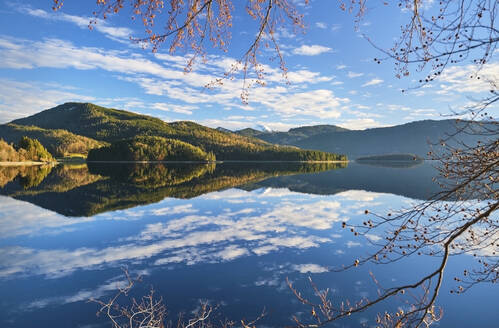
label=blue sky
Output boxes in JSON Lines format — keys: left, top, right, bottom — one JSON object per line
{"left": 0, "top": 0, "right": 496, "bottom": 130}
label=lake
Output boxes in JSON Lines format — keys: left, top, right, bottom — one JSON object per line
{"left": 0, "top": 162, "right": 497, "bottom": 327}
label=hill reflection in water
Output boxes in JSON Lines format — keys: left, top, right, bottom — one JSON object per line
{"left": 0, "top": 162, "right": 348, "bottom": 217}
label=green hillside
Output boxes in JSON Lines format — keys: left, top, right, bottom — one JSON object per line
{"left": 88, "top": 136, "right": 215, "bottom": 162}
{"left": 10, "top": 102, "right": 346, "bottom": 161}
{"left": 0, "top": 123, "right": 106, "bottom": 157}
{"left": 11, "top": 103, "right": 271, "bottom": 147}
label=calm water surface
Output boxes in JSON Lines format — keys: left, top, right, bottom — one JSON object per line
{"left": 0, "top": 162, "right": 496, "bottom": 327}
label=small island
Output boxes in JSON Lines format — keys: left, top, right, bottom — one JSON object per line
{"left": 355, "top": 153, "right": 423, "bottom": 168}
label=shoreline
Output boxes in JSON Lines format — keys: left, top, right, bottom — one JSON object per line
{"left": 0, "top": 160, "right": 349, "bottom": 166}
{"left": 0, "top": 161, "right": 56, "bottom": 166}
{"left": 85, "top": 160, "right": 349, "bottom": 164}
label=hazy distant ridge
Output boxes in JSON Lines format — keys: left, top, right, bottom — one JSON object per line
{"left": 232, "top": 120, "right": 487, "bottom": 159}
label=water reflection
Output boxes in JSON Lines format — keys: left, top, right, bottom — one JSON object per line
{"left": 0, "top": 187, "right": 358, "bottom": 278}
{"left": 0, "top": 165, "right": 53, "bottom": 189}
{"left": 0, "top": 186, "right": 393, "bottom": 328}
{"left": 245, "top": 162, "right": 442, "bottom": 200}
{"left": 0, "top": 161, "right": 445, "bottom": 218}
{"left": 0, "top": 163, "right": 495, "bottom": 328}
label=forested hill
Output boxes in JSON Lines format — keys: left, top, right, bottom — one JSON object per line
{"left": 8, "top": 102, "right": 346, "bottom": 161}
{"left": 232, "top": 120, "right": 489, "bottom": 159}
{"left": 0, "top": 124, "right": 106, "bottom": 157}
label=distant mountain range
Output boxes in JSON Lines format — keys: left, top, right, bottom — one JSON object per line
{"left": 229, "top": 125, "right": 349, "bottom": 144}
{"left": 1, "top": 103, "right": 344, "bottom": 161}
{"left": 225, "top": 120, "right": 488, "bottom": 159}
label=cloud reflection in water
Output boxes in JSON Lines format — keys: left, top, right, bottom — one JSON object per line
{"left": 0, "top": 188, "right": 387, "bottom": 279}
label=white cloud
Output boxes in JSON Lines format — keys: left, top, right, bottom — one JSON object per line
{"left": 0, "top": 196, "right": 94, "bottom": 238}
{"left": 0, "top": 197, "right": 343, "bottom": 278}
{"left": 266, "top": 236, "right": 330, "bottom": 249}
{"left": 293, "top": 263, "right": 328, "bottom": 274}
{"left": 254, "top": 89, "right": 349, "bottom": 119}
{"left": 267, "top": 27, "right": 296, "bottom": 40}
{"left": 260, "top": 200, "right": 344, "bottom": 230}
{"left": 347, "top": 71, "right": 364, "bottom": 78}
{"left": 362, "top": 78, "right": 384, "bottom": 87}
{"left": 152, "top": 103, "right": 198, "bottom": 115}
{"left": 401, "top": 0, "right": 435, "bottom": 12}
{"left": 293, "top": 45, "right": 332, "bottom": 56}
{"left": 338, "top": 118, "right": 386, "bottom": 130}
{"left": 365, "top": 234, "right": 382, "bottom": 242}
{"left": 27, "top": 277, "right": 135, "bottom": 309}
{"left": 216, "top": 245, "right": 249, "bottom": 261}
{"left": 285, "top": 70, "right": 334, "bottom": 83}
{"left": 22, "top": 7, "right": 133, "bottom": 41}
{"left": 0, "top": 36, "right": 342, "bottom": 121}
{"left": 0, "top": 79, "right": 95, "bottom": 123}
{"left": 346, "top": 241, "right": 362, "bottom": 248}
{"left": 436, "top": 63, "right": 499, "bottom": 94}
{"left": 331, "top": 24, "right": 342, "bottom": 32}
{"left": 200, "top": 119, "right": 297, "bottom": 132}
{"left": 315, "top": 22, "right": 327, "bottom": 29}
{"left": 151, "top": 204, "right": 198, "bottom": 216}
{"left": 403, "top": 108, "right": 439, "bottom": 120}
{"left": 252, "top": 245, "right": 279, "bottom": 256}
{"left": 349, "top": 110, "right": 382, "bottom": 119}
{"left": 253, "top": 122, "right": 296, "bottom": 131}
{"left": 337, "top": 190, "right": 380, "bottom": 202}
{"left": 383, "top": 103, "right": 412, "bottom": 111}
{"left": 336, "top": 64, "right": 347, "bottom": 70}
{"left": 198, "top": 118, "right": 258, "bottom": 131}
{"left": 254, "top": 277, "right": 280, "bottom": 286}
